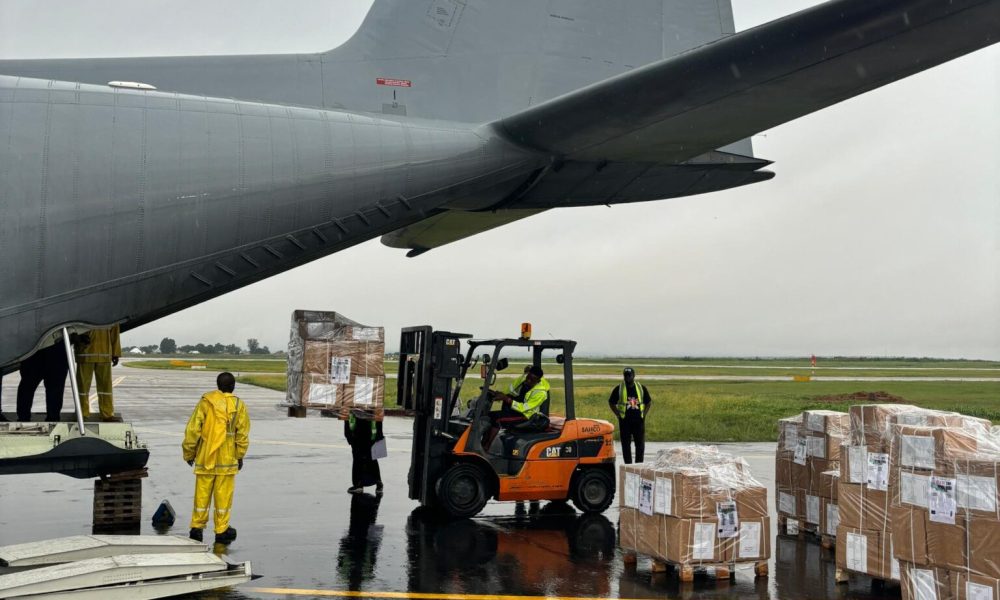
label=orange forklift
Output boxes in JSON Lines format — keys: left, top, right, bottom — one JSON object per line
{"left": 397, "top": 326, "right": 617, "bottom": 518}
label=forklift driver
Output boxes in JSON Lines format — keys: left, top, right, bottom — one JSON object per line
{"left": 483, "top": 365, "right": 550, "bottom": 447}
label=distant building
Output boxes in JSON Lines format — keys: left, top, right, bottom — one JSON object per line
{"left": 128, "top": 347, "right": 144, "bottom": 354}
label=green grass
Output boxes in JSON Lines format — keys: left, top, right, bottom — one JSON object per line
{"left": 127, "top": 359, "right": 286, "bottom": 373}
{"left": 236, "top": 371, "right": 1000, "bottom": 442}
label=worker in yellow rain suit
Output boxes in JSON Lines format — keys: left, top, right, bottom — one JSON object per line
{"left": 75, "top": 324, "right": 121, "bottom": 420}
{"left": 182, "top": 372, "right": 250, "bottom": 545}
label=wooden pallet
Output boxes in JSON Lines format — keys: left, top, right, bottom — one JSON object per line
{"left": 93, "top": 477, "right": 142, "bottom": 526}
{"left": 834, "top": 568, "right": 898, "bottom": 586}
{"left": 621, "top": 551, "right": 766, "bottom": 582}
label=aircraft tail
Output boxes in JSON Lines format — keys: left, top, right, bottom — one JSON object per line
{"left": 321, "top": 0, "right": 741, "bottom": 127}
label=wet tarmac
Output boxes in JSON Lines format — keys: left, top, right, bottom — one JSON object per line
{"left": 0, "top": 369, "right": 902, "bottom": 599}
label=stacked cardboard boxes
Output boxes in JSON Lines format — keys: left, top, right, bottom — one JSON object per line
{"left": 887, "top": 415, "right": 998, "bottom": 599}
{"left": 620, "top": 446, "right": 770, "bottom": 578}
{"left": 776, "top": 410, "right": 848, "bottom": 539}
{"left": 285, "top": 310, "right": 385, "bottom": 419}
{"left": 835, "top": 405, "right": 993, "bottom": 587}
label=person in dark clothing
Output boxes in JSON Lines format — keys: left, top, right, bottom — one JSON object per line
{"left": 607, "top": 367, "right": 652, "bottom": 464}
{"left": 16, "top": 340, "right": 70, "bottom": 422}
{"left": 344, "top": 411, "right": 384, "bottom": 495}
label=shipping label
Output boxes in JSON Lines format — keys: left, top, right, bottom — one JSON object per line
{"left": 779, "top": 491, "right": 796, "bottom": 516}
{"left": 786, "top": 518, "right": 799, "bottom": 535}
{"left": 901, "top": 435, "right": 936, "bottom": 470}
{"left": 352, "top": 327, "right": 381, "bottom": 341}
{"left": 354, "top": 376, "right": 375, "bottom": 406}
{"left": 867, "top": 452, "right": 889, "bottom": 491}
{"left": 330, "top": 357, "right": 352, "bottom": 384}
{"left": 967, "top": 582, "right": 994, "bottom": 600}
{"left": 897, "top": 413, "right": 929, "bottom": 427}
{"left": 308, "top": 383, "right": 337, "bottom": 405}
{"left": 692, "top": 522, "right": 716, "bottom": 560}
{"left": 849, "top": 446, "right": 867, "bottom": 483}
{"left": 808, "top": 413, "right": 826, "bottom": 432}
{"left": 891, "top": 537, "right": 900, "bottom": 580}
{"left": 957, "top": 474, "right": 997, "bottom": 512}
{"left": 794, "top": 438, "right": 808, "bottom": 465}
{"left": 784, "top": 427, "right": 799, "bottom": 451}
{"left": 911, "top": 568, "right": 937, "bottom": 600}
{"left": 639, "top": 479, "right": 654, "bottom": 516}
{"left": 900, "top": 471, "right": 931, "bottom": 508}
{"left": 929, "top": 476, "right": 957, "bottom": 525}
{"left": 846, "top": 532, "right": 868, "bottom": 573}
{"left": 807, "top": 435, "right": 826, "bottom": 459}
{"left": 826, "top": 503, "right": 840, "bottom": 535}
{"left": 806, "top": 494, "right": 821, "bottom": 525}
{"left": 738, "top": 521, "right": 761, "bottom": 559}
{"left": 654, "top": 476, "right": 672, "bottom": 515}
{"left": 716, "top": 501, "right": 738, "bottom": 539}
{"left": 624, "top": 472, "right": 638, "bottom": 508}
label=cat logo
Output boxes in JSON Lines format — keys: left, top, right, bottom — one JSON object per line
{"left": 545, "top": 446, "right": 561, "bottom": 458}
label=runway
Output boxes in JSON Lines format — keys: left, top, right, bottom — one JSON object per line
{"left": 0, "top": 367, "right": 899, "bottom": 599}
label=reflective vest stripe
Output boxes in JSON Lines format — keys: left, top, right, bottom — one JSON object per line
{"left": 617, "top": 382, "right": 645, "bottom": 417}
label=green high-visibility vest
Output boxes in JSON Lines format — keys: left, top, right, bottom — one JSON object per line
{"left": 617, "top": 382, "right": 645, "bottom": 417}
{"left": 349, "top": 413, "right": 377, "bottom": 440}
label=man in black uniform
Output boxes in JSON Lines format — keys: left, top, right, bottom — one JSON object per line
{"left": 607, "top": 367, "right": 652, "bottom": 464}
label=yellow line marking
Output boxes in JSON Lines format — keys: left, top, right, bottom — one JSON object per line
{"left": 87, "top": 375, "right": 126, "bottom": 402}
{"left": 134, "top": 427, "right": 351, "bottom": 449}
{"left": 246, "top": 588, "right": 654, "bottom": 600}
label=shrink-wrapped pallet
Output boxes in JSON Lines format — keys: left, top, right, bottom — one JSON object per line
{"left": 620, "top": 445, "right": 770, "bottom": 570}
{"left": 284, "top": 310, "right": 385, "bottom": 420}
{"left": 776, "top": 410, "right": 847, "bottom": 538}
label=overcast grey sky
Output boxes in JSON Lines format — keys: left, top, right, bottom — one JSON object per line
{"left": 3, "top": 1, "right": 997, "bottom": 359}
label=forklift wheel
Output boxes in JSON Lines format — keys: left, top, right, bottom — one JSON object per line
{"left": 571, "top": 468, "right": 614, "bottom": 514}
{"left": 437, "top": 463, "right": 489, "bottom": 518}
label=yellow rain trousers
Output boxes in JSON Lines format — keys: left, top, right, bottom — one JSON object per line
{"left": 78, "top": 362, "right": 113, "bottom": 419}
{"left": 182, "top": 390, "right": 250, "bottom": 534}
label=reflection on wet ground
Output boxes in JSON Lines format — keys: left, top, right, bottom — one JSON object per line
{"left": 0, "top": 370, "right": 904, "bottom": 599}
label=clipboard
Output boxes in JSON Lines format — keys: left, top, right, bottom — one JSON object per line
{"left": 371, "top": 438, "right": 387, "bottom": 460}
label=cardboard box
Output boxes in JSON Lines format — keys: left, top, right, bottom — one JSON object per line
{"left": 850, "top": 404, "right": 918, "bottom": 449}
{"left": 819, "top": 470, "right": 840, "bottom": 501}
{"left": 935, "top": 459, "right": 1000, "bottom": 518}
{"left": 803, "top": 432, "right": 845, "bottom": 461}
{"left": 970, "top": 517, "right": 1000, "bottom": 579}
{"left": 722, "top": 517, "right": 771, "bottom": 562}
{"left": 776, "top": 456, "right": 794, "bottom": 488}
{"left": 778, "top": 488, "right": 797, "bottom": 517}
{"left": 892, "top": 424, "right": 980, "bottom": 470}
{"left": 803, "top": 492, "right": 822, "bottom": 526}
{"left": 809, "top": 458, "right": 839, "bottom": 491}
{"left": 951, "top": 570, "right": 1000, "bottom": 600}
{"left": 734, "top": 486, "right": 769, "bottom": 520}
{"left": 890, "top": 506, "right": 928, "bottom": 566}
{"left": 791, "top": 461, "right": 811, "bottom": 492}
{"left": 839, "top": 483, "right": 890, "bottom": 532}
{"left": 803, "top": 410, "right": 850, "bottom": 436}
{"left": 836, "top": 526, "right": 882, "bottom": 576}
{"left": 900, "top": 563, "right": 950, "bottom": 600}
{"left": 778, "top": 416, "right": 803, "bottom": 455}
{"left": 926, "top": 515, "right": 969, "bottom": 572}
{"left": 620, "top": 506, "right": 639, "bottom": 549}
{"left": 840, "top": 445, "right": 870, "bottom": 485}
{"left": 659, "top": 515, "right": 724, "bottom": 565}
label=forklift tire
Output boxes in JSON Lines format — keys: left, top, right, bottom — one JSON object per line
{"left": 437, "top": 463, "right": 489, "bottom": 518}
{"left": 571, "top": 468, "right": 615, "bottom": 514}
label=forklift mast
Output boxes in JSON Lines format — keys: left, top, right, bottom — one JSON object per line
{"left": 397, "top": 326, "right": 469, "bottom": 505}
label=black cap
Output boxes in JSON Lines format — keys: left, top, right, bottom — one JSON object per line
{"left": 528, "top": 365, "right": 544, "bottom": 378}
{"left": 623, "top": 367, "right": 635, "bottom": 377}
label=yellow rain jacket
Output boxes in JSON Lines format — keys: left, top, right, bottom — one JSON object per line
{"left": 74, "top": 324, "right": 121, "bottom": 363}
{"left": 182, "top": 390, "right": 250, "bottom": 475}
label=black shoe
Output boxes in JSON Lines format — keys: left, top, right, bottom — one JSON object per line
{"left": 189, "top": 528, "right": 203, "bottom": 542}
{"left": 215, "top": 527, "right": 237, "bottom": 545}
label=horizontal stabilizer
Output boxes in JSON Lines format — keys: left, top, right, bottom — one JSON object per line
{"left": 496, "top": 0, "right": 1000, "bottom": 162}
{"left": 381, "top": 209, "right": 546, "bottom": 255}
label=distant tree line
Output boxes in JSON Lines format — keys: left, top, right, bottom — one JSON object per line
{"left": 134, "top": 337, "right": 273, "bottom": 355}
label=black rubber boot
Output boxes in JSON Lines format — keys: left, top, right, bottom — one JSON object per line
{"left": 215, "top": 527, "right": 238, "bottom": 545}
{"left": 189, "top": 528, "right": 203, "bottom": 542}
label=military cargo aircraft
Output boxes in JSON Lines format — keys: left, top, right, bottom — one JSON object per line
{"left": 2, "top": 0, "right": 999, "bottom": 368}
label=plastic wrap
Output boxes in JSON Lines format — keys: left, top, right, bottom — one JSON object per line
{"left": 284, "top": 310, "right": 385, "bottom": 420}
{"left": 619, "top": 445, "right": 770, "bottom": 565}
{"left": 835, "top": 404, "right": 999, "bottom": 594}
{"left": 776, "top": 410, "right": 847, "bottom": 537}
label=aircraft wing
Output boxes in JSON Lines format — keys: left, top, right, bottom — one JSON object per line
{"left": 496, "top": 0, "right": 1000, "bottom": 162}
{"left": 381, "top": 209, "right": 548, "bottom": 256}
